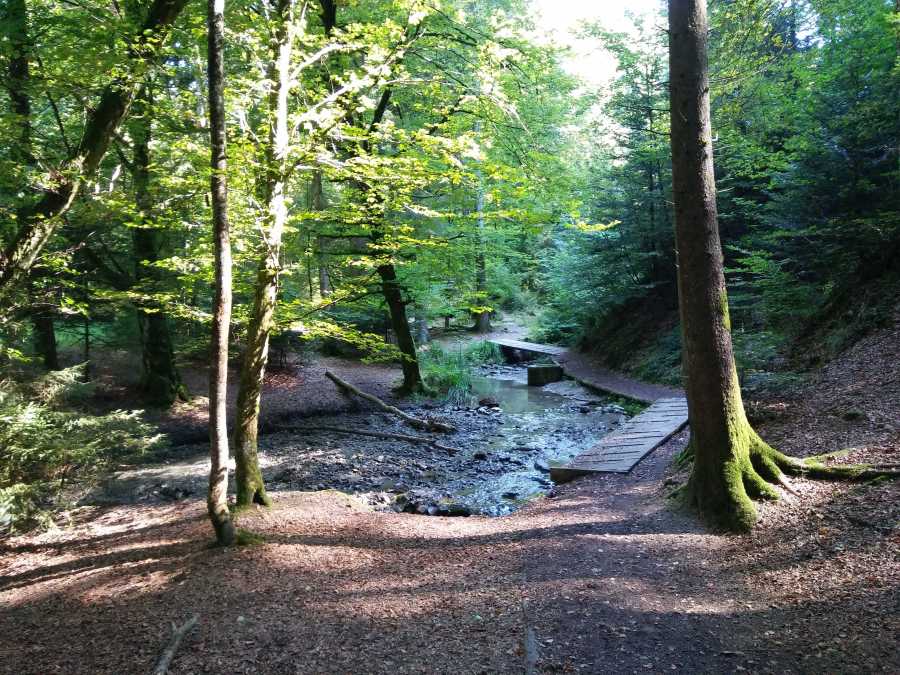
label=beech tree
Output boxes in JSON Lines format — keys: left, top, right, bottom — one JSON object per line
{"left": 206, "top": 0, "right": 236, "bottom": 546}
{"left": 232, "top": 0, "right": 298, "bottom": 509}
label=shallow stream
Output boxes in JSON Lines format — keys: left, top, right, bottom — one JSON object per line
{"left": 421, "top": 365, "right": 626, "bottom": 515}
{"left": 93, "top": 365, "right": 629, "bottom": 517}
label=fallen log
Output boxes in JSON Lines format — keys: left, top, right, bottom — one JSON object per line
{"left": 324, "top": 370, "right": 456, "bottom": 433}
{"left": 153, "top": 614, "right": 198, "bottom": 675}
{"left": 278, "top": 424, "right": 461, "bottom": 455}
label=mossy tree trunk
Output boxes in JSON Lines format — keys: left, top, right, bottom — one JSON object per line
{"left": 6, "top": 0, "right": 61, "bottom": 371}
{"left": 206, "top": 0, "right": 235, "bottom": 546}
{"left": 354, "top": 86, "right": 424, "bottom": 394}
{"left": 131, "top": 89, "right": 187, "bottom": 406}
{"left": 668, "top": 0, "right": 788, "bottom": 532}
{"left": 234, "top": 0, "right": 297, "bottom": 508}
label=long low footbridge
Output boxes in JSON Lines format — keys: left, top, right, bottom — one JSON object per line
{"left": 486, "top": 338, "right": 689, "bottom": 479}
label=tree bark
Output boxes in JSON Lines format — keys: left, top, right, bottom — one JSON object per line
{"left": 310, "top": 173, "right": 332, "bottom": 297}
{"left": 206, "top": 0, "right": 236, "bottom": 546}
{"left": 668, "top": 0, "right": 787, "bottom": 531}
{"left": 472, "top": 166, "right": 492, "bottom": 333}
{"left": 377, "top": 262, "right": 423, "bottom": 392}
{"left": 131, "top": 89, "right": 187, "bottom": 406}
{"left": 5, "top": 0, "right": 61, "bottom": 371}
{"left": 233, "top": 0, "right": 296, "bottom": 508}
{"left": 0, "top": 0, "right": 188, "bottom": 300}
{"left": 31, "top": 306, "right": 60, "bottom": 370}
{"left": 350, "top": 84, "right": 424, "bottom": 393}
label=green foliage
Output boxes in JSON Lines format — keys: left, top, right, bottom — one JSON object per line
{"left": 0, "top": 366, "right": 161, "bottom": 533}
{"left": 418, "top": 341, "right": 503, "bottom": 403}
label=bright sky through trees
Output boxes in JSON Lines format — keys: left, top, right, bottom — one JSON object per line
{"left": 530, "top": 0, "right": 663, "bottom": 85}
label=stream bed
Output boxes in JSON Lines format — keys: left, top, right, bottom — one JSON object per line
{"left": 94, "top": 365, "right": 630, "bottom": 517}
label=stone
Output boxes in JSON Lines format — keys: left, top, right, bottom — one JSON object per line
{"left": 527, "top": 364, "right": 564, "bottom": 386}
{"left": 478, "top": 397, "right": 500, "bottom": 408}
{"left": 473, "top": 451, "right": 488, "bottom": 460}
{"left": 534, "top": 460, "right": 551, "bottom": 473}
{"left": 441, "top": 504, "right": 472, "bottom": 517}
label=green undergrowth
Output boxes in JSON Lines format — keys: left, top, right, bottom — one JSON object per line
{"left": 604, "top": 394, "right": 647, "bottom": 417}
{"left": 0, "top": 365, "right": 161, "bottom": 535}
{"left": 417, "top": 341, "right": 504, "bottom": 404}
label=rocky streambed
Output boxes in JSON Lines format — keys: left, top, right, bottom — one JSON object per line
{"left": 93, "top": 365, "right": 630, "bottom": 517}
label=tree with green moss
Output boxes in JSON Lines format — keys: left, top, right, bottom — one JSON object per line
{"left": 668, "top": 0, "right": 898, "bottom": 532}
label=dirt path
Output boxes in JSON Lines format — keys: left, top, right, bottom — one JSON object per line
{"left": 2, "top": 423, "right": 896, "bottom": 674}
{"left": 1, "top": 319, "right": 897, "bottom": 673}
{"left": 557, "top": 350, "right": 683, "bottom": 403}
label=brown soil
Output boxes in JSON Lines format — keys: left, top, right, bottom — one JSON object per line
{"left": 1, "top": 320, "right": 897, "bottom": 674}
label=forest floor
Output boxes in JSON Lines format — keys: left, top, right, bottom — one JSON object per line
{"left": 0, "top": 317, "right": 898, "bottom": 673}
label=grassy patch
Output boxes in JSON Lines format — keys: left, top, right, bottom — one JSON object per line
{"left": 418, "top": 341, "right": 504, "bottom": 404}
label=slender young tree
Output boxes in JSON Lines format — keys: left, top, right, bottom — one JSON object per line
{"left": 233, "top": 0, "right": 299, "bottom": 508}
{"left": 206, "top": 0, "right": 236, "bottom": 546}
{"left": 667, "top": 0, "right": 896, "bottom": 532}
{"left": 471, "top": 165, "right": 491, "bottom": 333}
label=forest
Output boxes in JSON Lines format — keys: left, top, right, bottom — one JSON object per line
{"left": 0, "top": 0, "right": 898, "bottom": 672}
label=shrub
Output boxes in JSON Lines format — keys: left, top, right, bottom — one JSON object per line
{"left": 418, "top": 341, "right": 503, "bottom": 404}
{"left": 0, "top": 365, "right": 161, "bottom": 534}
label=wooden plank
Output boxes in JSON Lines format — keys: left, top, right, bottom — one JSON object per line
{"left": 551, "top": 397, "right": 689, "bottom": 482}
{"left": 488, "top": 338, "right": 567, "bottom": 357}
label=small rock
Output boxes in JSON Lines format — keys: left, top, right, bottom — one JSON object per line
{"left": 478, "top": 397, "right": 500, "bottom": 408}
{"left": 502, "top": 491, "right": 519, "bottom": 499}
{"left": 534, "top": 460, "right": 551, "bottom": 473}
{"left": 473, "top": 451, "right": 488, "bottom": 460}
{"left": 441, "top": 504, "right": 472, "bottom": 517}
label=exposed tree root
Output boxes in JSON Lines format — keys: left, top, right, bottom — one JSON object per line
{"left": 324, "top": 370, "right": 456, "bottom": 433}
{"left": 684, "top": 429, "right": 898, "bottom": 533}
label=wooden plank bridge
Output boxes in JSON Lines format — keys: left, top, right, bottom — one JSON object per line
{"left": 550, "top": 397, "right": 689, "bottom": 482}
{"left": 487, "top": 337, "right": 690, "bottom": 479}
{"left": 489, "top": 338, "right": 567, "bottom": 357}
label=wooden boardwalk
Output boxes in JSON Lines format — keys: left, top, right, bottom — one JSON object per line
{"left": 551, "top": 397, "right": 689, "bottom": 481}
{"left": 487, "top": 336, "right": 689, "bottom": 478}
{"left": 488, "top": 338, "right": 567, "bottom": 357}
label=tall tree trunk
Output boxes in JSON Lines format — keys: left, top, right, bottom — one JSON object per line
{"left": 310, "top": 173, "right": 332, "bottom": 297}
{"left": 206, "top": 0, "right": 236, "bottom": 546}
{"left": 0, "top": 0, "right": 188, "bottom": 300}
{"left": 353, "top": 85, "right": 423, "bottom": 393}
{"left": 378, "top": 262, "right": 423, "bottom": 393}
{"left": 31, "top": 306, "right": 60, "bottom": 370}
{"left": 6, "top": 0, "right": 61, "bottom": 371}
{"left": 668, "top": 0, "right": 783, "bottom": 532}
{"left": 472, "top": 166, "right": 491, "bottom": 333}
{"left": 131, "top": 89, "right": 187, "bottom": 406}
{"left": 234, "top": 0, "right": 296, "bottom": 508}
